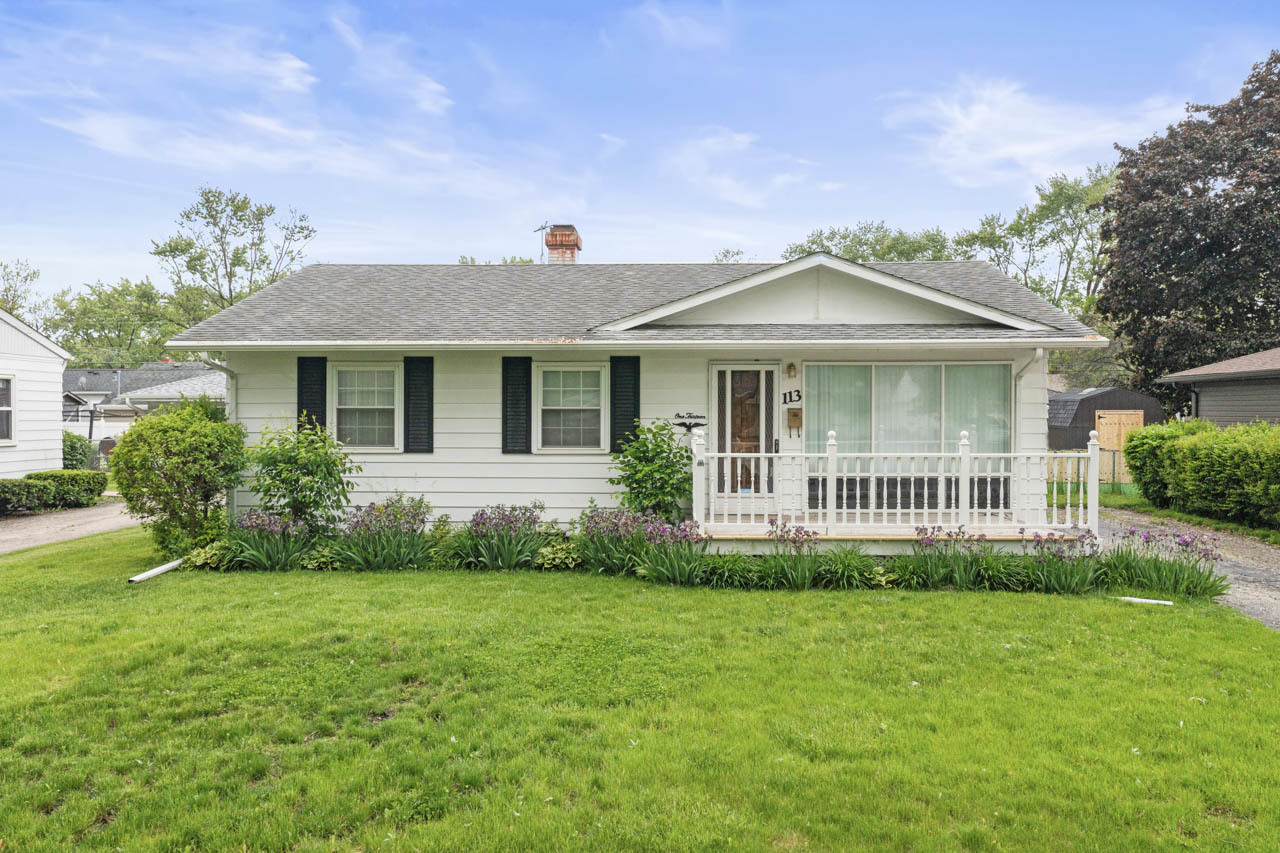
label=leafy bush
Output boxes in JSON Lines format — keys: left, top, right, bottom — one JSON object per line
{"left": 184, "top": 539, "right": 237, "bottom": 571}
{"left": 1124, "top": 419, "right": 1215, "bottom": 508}
{"left": 636, "top": 519, "right": 707, "bottom": 585}
{"left": 111, "top": 405, "right": 247, "bottom": 558}
{"left": 815, "top": 546, "right": 889, "bottom": 590}
{"left": 329, "top": 530, "right": 436, "bottom": 571}
{"left": 455, "top": 502, "right": 546, "bottom": 571}
{"left": 0, "top": 478, "right": 55, "bottom": 515}
{"left": 536, "top": 540, "right": 582, "bottom": 571}
{"left": 62, "top": 430, "right": 94, "bottom": 470}
{"left": 249, "top": 416, "right": 362, "bottom": 534}
{"left": 344, "top": 493, "right": 433, "bottom": 534}
{"left": 1099, "top": 527, "right": 1230, "bottom": 598}
{"left": 608, "top": 420, "right": 692, "bottom": 522}
{"left": 155, "top": 394, "right": 226, "bottom": 422}
{"left": 25, "top": 470, "right": 107, "bottom": 508}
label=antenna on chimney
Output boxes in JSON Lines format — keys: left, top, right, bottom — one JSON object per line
{"left": 533, "top": 221, "right": 550, "bottom": 264}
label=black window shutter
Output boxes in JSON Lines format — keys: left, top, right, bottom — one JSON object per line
{"left": 501, "top": 356, "right": 532, "bottom": 454}
{"left": 297, "top": 357, "right": 327, "bottom": 429}
{"left": 610, "top": 356, "right": 641, "bottom": 453}
{"left": 404, "top": 357, "right": 434, "bottom": 453}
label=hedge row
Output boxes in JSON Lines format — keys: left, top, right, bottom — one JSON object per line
{"left": 1125, "top": 418, "right": 1280, "bottom": 525}
{"left": 0, "top": 470, "right": 108, "bottom": 515}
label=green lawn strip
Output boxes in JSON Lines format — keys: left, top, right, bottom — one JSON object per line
{"left": 1098, "top": 498, "right": 1280, "bottom": 546}
{"left": 2, "top": 528, "right": 1279, "bottom": 850}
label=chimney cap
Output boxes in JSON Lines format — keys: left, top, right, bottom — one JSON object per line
{"left": 545, "top": 224, "right": 582, "bottom": 250}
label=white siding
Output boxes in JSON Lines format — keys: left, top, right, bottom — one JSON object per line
{"left": 0, "top": 352, "right": 66, "bottom": 477}
{"left": 227, "top": 346, "right": 1050, "bottom": 523}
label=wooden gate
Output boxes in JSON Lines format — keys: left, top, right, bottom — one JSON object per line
{"left": 1095, "top": 409, "right": 1144, "bottom": 451}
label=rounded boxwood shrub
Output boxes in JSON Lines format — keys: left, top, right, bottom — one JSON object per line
{"left": 0, "top": 478, "right": 55, "bottom": 515}
{"left": 111, "top": 405, "right": 247, "bottom": 558}
{"left": 1124, "top": 418, "right": 1215, "bottom": 508}
{"left": 25, "top": 470, "right": 108, "bottom": 508}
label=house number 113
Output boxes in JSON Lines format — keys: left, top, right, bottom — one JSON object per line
{"left": 782, "top": 390, "right": 802, "bottom": 404}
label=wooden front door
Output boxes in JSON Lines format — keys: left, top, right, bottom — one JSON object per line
{"left": 712, "top": 365, "right": 777, "bottom": 495}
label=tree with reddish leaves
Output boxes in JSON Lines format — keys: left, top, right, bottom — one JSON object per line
{"left": 1099, "top": 51, "right": 1280, "bottom": 410}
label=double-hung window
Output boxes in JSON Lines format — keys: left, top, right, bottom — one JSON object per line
{"left": 330, "top": 364, "right": 402, "bottom": 450}
{"left": 0, "top": 377, "right": 12, "bottom": 443}
{"left": 535, "top": 364, "right": 608, "bottom": 451}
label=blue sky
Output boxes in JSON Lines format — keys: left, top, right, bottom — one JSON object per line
{"left": 2, "top": 0, "right": 1278, "bottom": 295}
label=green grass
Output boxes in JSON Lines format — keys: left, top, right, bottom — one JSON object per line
{"left": 3, "top": 530, "right": 1280, "bottom": 851}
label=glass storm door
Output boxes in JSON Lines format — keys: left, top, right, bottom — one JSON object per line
{"left": 713, "top": 365, "right": 776, "bottom": 495}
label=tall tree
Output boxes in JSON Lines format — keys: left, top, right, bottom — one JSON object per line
{"left": 152, "top": 187, "right": 315, "bottom": 317}
{"left": 955, "top": 166, "right": 1113, "bottom": 314}
{"left": 1097, "top": 51, "right": 1280, "bottom": 405}
{"left": 783, "top": 222, "right": 956, "bottom": 262}
{"left": 0, "top": 259, "right": 54, "bottom": 333}
{"left": 45, "top": 278, "right": 181, "bottom": 367}
{"left": 712, "top": 248, "right": 745, "bottom": 263}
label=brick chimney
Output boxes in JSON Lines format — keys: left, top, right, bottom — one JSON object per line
{"left": 545, "top": 224, "right": 582, "bottom": 264}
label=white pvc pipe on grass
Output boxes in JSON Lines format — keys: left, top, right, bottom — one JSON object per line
{"left": 128, "top": 558, "right": 183, "bottom": 583}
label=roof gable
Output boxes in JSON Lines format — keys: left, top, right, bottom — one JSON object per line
{"left": 611, "top": 255, "right": 1041, "bottom": 330}
{"left": 0, "top": 308, "right": 71, "bottom": 360}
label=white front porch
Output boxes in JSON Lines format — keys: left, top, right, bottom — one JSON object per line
{"left": 690, "top": 429, "right": 1100, "bottom": 539}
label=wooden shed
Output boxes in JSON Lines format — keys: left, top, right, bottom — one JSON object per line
{"left": 1158, "top": 346, "right": 1280, "bottom": 426}
{"left": 1048, "top": 387, "right": 1165, "bottom": 450}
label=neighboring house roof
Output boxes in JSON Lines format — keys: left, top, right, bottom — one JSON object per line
{"left": 168, "top": 254, "right": 1101, "bottom": 348}
{"left": 63, "top": 362, "right": 219, "bottom": 404}
{"left": 1158, "top": 346, "right": 1280, "bottom": 384}
{"left": 1047, "top": 387, "right": 1161, "bottom": 428}
{"left": 124, "top": 371, "right": 227, "bottom": 402}
{"left": 0, "top": 308, "right": 72, "bottom": 360}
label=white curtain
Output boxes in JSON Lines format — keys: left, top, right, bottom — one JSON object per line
{"left": 873, "top": 365, "right": 941, "bottom": 453}
{"left": 944, "top": 364, "right": 1012, "bottom": 453}
{"left": 804, "top": 365, "right": 871, "bottom": 452}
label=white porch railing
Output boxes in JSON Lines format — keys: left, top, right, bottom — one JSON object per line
{"left": 690, "top": 429, "right": 1100, "bottom": 537}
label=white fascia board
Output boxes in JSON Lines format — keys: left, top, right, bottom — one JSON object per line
{"left": 596, "top": 254, "right": 1048, "bottom": 332}
{"left": 0, "top": 309, "right": 73, "bottom": 361}
{"left": 167, "top": 336, "right": 1108, "bottom": 351}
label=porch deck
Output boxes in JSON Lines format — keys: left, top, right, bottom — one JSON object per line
{"left": 691, "top": 428, "right": 1100, "bottom": 540}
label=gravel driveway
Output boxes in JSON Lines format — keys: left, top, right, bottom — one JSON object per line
{"left": 0, "top": 501, "right": 140, "bottom": 556}
{"left": 1101, "top": 508, "right": 1280, "bottom": 630}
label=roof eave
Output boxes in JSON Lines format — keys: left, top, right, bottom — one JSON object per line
{"left": 1158, "top": 368, "right": 1280, "bottom": 384}
{"left": 167, "top": 335, "right": 1109, "bottom": 351}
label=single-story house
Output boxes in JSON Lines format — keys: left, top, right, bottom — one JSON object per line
{"left": 1158, "top": 347, "right": 1280, "bottom": 426}
{"left": 63, "top": 361, "right": 227, "bottom": 440}
{"left": 1048, "top": 386, "right": 1164, "bottom": 450}
{"left": 168, "top": 225, "right": 1109, "bottom": 542}
{"left": 0, "top": 307, "right": 71, "bottom": 477}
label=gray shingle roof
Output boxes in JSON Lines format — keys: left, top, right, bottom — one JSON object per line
{"left": 1158, "top": 346, "right": 1280, "bottom": 383}
{"left": 63, "top": 362, "right": 218, "bottom": 403}
{"left": 125, "top": 372, "right": 227, "bottom": 401}
{"left": 170, "top": 256, "right": 1098, "bottom": 345}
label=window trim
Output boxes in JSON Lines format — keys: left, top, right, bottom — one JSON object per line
{"left": 327, "top": 362, "right": 403, "bottom": 453}
{"left": 0, "top": 374, "right": 15, "bottom": 446}
{"left": 801, "top": 361, "right": 1015, "bottom": 454}
{"left": 533, "top": 362, "right": 610, "bottom": 454}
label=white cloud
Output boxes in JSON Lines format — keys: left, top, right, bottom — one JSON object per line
{"left": 885, "top": 77, "right": 1186, "bottom": 187}
{"left": 667, "top": 128, "right": 812, "bottom": 208}
{"left": 629, "top": 1, "right": 731, "bottom": 50}
{"left": 818, "top": 181, "right": 844, "bottom": 192}
{"left": 328, "top": 9, "right": 452, "bottom": 115}
{"left": 598, "top": 133, "right": 627, "bottom": 158}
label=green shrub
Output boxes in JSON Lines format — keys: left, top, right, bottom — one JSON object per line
{"left": 25, "top": 470, "right": 107, "bottom": 508}
{"left": 62, "top": 430, "right": 94, "bottom": 469}
{"left": 0, "top": 478, "right": 55, "bottom": 515}
{"left": 701, "top": 552, "right": 758, "bottom": 589}
{"left": 536, "top": 540, "right": 582, "bottom": 571}
{"left": 760, "top": 520, "right": 821, "bottom": 591}
{"left": 110, "top": 405, "right": 247, "bottom": 558}
{"left": 249, "top": 416, "right": 361, "bottom": 534}
{"left": 184, "top": 539, "right": 238, "bottom": 572}
{"left": 329, "top": 530, "right": 435, "bottom": 571}
{"left": 635, "top": 520, "right": 707, "bottom": 586}
{"left": 575, "top": 506, "right": 654, "bottom": 575}
{"left": 226, "top": 529, "right": 317, "bottom": 571}
{"left": 1124, "top": 419, "right": 1214, "bottom": 508}
{"left": 155, "top": 394, "right": 227, "bottom": 422}
{"left": 816, "top": 546, "right": 891, "bottom": 590}
{"left": 608, "top": 420, "right": 692, "bottom": 522}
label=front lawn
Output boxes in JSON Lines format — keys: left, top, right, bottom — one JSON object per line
{"left": 3, "top": 530, "right": 1279, "bottom": 850}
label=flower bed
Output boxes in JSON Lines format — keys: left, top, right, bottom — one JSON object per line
{"left": 185, "top": 501, "right": 1231, "bottom": 600}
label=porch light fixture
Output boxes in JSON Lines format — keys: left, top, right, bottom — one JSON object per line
{"left": 786, "top": 362, "right": 797, "bottom": 378}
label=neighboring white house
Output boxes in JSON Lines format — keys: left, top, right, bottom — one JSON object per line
{"left": 168, "top": 225, "right": 1109, "bottom": 542}
{"left": 63, "top": 362, "right": 226, "bottom": 441}
{"left": 0, "top": 308, "right": 71, "bottom": 477}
